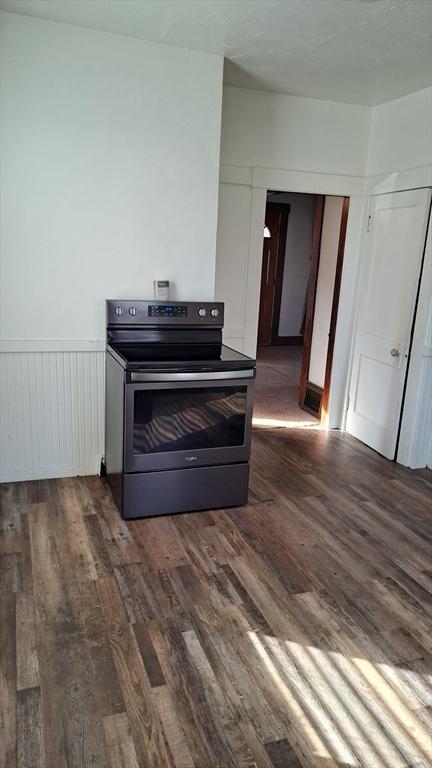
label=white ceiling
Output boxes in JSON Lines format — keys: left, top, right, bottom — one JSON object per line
{"left": 1, "top": 0, "right": 431, "bottom": 106}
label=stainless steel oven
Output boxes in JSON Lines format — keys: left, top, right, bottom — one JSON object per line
{"left": 104, "top": 300, "right": 256, "bottom": 519}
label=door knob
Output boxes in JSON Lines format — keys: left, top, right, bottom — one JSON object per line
{"left": 390, "top": 348, "right": 401, "bottom": 357}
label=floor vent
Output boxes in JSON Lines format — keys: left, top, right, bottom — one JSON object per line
{"left": 303, "top": 382, "right": 322, "bottom": 415}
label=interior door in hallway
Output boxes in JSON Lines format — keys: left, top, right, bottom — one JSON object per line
{"left": 346, "top": 188, "right": 431, "bottom": 460}
{"left": 258, "top": 209, "right": 286, "bottom": 345}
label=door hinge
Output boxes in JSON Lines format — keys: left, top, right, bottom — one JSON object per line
{"left": 367, "top": 215, "right": 372, "bottom": 233}
{"left": 346, "top": 395, "right": 350, "bottom": 411}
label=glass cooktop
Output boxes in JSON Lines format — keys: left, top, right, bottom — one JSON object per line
{"left": 107, "top": 342, "right": 255, "bottom": 371}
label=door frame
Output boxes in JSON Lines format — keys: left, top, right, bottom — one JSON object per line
{"left": 321, "top": 196, "right": 350, "bottom": 419}
{"left": 298, "top": 196, "right": 350, "bottom": 420}
{"left": 298, "top": 195, "right": 324, "bottom": 416}
{"left": 221, "top": 162, "right": 428, "bottom": 434}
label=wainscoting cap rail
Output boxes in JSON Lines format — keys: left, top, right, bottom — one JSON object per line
{"left": 0, "top": 339, "right": 105, "bottom": 353}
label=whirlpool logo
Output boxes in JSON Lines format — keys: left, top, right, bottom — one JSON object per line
{"left": 185, "top": 456, "right": 198, "bottom": 462}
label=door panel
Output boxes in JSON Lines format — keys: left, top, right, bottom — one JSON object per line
{"left": 258, "top": 211, "right": 281, "bottom": 345}
{"left": 346, "top": 188, "right": 431, "bottom": 459}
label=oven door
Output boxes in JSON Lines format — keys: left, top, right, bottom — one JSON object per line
{"left": 124, "top": 370, "right": 255, "bottom": 473}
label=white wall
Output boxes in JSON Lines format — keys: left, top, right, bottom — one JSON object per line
{"left": 309, "top": 197, "right": 344, "bottom": 389}
{"left": 214, "top": 183, "right": 252, "bottom": 352}
{"left": 266, "top": 193, "right": 315, "bottom": 338}
{"left": 221, "top": 86, "right": 370, "bottom": 176}
{"left": 0, "top": 11, "right": 223, "bottom": 481}
{"left": 0, "top": 11, "right": 223, "bottom": 343}
{"left": 367, "top": 87, "right": 432, "bottom": 179}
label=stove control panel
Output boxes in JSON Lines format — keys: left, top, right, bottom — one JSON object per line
{"left": 149, "top": 305, "right": 188, "bottom": 318}
{"left": 106, "top": 300, "right": 224, "bottom": 327}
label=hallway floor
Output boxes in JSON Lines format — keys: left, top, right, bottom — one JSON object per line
{"left": 254, "top": 345, "right": 319, "bottom": 426}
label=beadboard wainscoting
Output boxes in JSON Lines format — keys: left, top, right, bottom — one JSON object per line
{"left": 0, "top": 344, "right": 105, "bottom": 482}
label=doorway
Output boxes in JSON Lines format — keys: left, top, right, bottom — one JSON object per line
{"left": 254, "top": 191, "right": 349, "bottom": 427}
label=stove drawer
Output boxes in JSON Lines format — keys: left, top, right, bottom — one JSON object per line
{"left": 122, "top": 462, "right": 250, "bottom": 519}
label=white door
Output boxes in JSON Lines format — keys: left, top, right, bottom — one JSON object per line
{"left": 346, "top": 188, "right": 431, "bottom": 459}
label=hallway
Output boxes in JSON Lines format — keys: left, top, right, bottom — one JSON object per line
{"left": 253, "top": 346, "right": 319, "bottom": 426}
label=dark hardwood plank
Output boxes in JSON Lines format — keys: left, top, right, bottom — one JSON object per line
{"left": 150, "top": 685, "right": 196, "bottom": 768}
{"left": 97, "top": 577, "right": 174, "bottom": 768}
{"left": 0, "top": 593, "right": 16, "bottom": 768}
{"left": 103, "top": 712, "right": 139, "bottom": 768}
{"left": 16, "top": 591, "right": 39, "bottom": 691}
{"left": 36, "top": 620, "right": 109, "bottom": 768}
{"left": 17, "top": 687, "right": 44, "bottom": 768}
{"left": 149, "top": 620, "right": 220, "bottom": 767}
{"left": 133, "top": 620, "right": 166, "bottom": 688}
{"left": 83, "top": 513, "right": 113, "bottom": 579}
{"left": 265, "top": 738, "right": 302, "bottom": 768}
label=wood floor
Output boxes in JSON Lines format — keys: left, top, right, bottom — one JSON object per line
{"left": 255, "top": 346, "right": 319, "bottom": 425}
{"left": 1, "top": 427, "right": 432, "bottom": 768}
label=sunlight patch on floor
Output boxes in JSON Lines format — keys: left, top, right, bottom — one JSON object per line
{"left": 247, "top": 631, "right": 432, "bottom": 768}
{"left": 351, "top": 655, "right": 431, "bottom": 758}
{"left": 252, "top": 416, "right": 323, "bottom": 429}
{"left": 248, "top": 631, "right": 340, "bottom": 764}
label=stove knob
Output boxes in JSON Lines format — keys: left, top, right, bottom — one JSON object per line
{"left": 210, "top": 307, "right": 219, "bottom": 318}
{"left": 128, "top": 307, "right": 136, "bottom": 316}
{"left": 198, "top": 307, "right": 207, "bottom": 317}
{"left": 114, "top": 306, "right": 124, "bottom": 316}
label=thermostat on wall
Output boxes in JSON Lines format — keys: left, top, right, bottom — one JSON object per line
{"left": 153, "top": 280, "right": 170, "bottom": 300}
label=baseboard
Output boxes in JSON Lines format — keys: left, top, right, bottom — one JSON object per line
{"left": 0, "top": 460, "right": 101, "bottom": 483}
{"left": 271, "top": 335, "right": 304, "bottom": 346}
{"left": 0, "top": 339, "right": 105, "bottom": 352}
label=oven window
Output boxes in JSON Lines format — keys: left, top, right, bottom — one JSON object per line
{"left": 133, "top": 386, "right": 247, "bottom": 454}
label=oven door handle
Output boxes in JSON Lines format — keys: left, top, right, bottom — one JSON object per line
{"left": 129, "top": 369, "right": 255, "bottom": 382}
